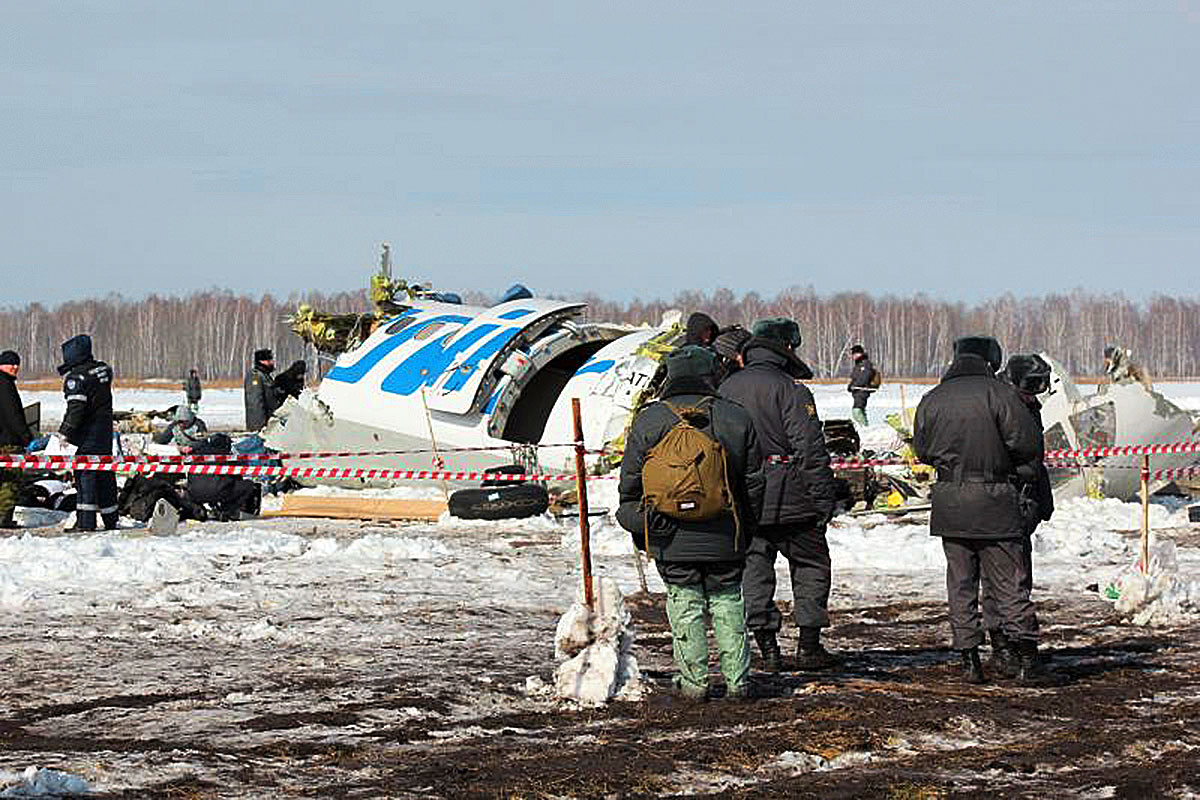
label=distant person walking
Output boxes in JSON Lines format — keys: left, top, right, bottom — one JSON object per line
{"left": 0, "top": 350, "right": 32, "bottom": 529}
{"left": 847, "top": 344, "right": 879, "bottom": 427}
{"left": 183, "top": 368, "right": 202, "bottom": 413}
{"left": 58, "top": 334, "right": 118, "bottom": 532}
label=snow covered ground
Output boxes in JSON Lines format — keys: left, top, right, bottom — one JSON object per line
{"left": 2, "top": 381, "right": 1199, "bottom": 796}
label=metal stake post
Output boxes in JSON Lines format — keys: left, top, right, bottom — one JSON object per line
{"left": 572, "top": 398, "right": 595, "bottom": 609}
{"left": 1140, "top": 454, "right": 1151, "bottom": 573}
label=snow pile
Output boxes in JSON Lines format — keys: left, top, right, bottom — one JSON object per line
{"left": 1110, "top": 541, "right": 1200, "bottom": 626}
{"left": 552, "top": 576, "right": 643, "bottom": 706}
{"left": 0, "top": 767, "right": 91, "bottom": 797}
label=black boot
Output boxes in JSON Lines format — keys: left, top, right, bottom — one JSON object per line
{"left": 987, "top": 629, "right": 1020, "bottom": 679}
{"left": 753, "top": 630, "right": 783, "bottom": 673}
{"left": 795, "top": 626, "right": 842, "bottom": 671}
{"left": 960, "top": 647, "right": 985, "bottom": 684}
{"left": 1016, "top": 640, "right": 1057, "bottom": 687}
{"left": 101, "top": 512, "right": 120, "bottom": 531}
{"left": 0, "top": 506, "right": 17, "bottom": 530}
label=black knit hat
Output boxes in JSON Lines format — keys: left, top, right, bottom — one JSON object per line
{"left": 0, "top": 350, "right": 18, "bottom": 366}
{"left": 254, "top": 348, "right": 274, "bottom": 363}
{"left": 713, "top": 326, "right": 751, "bottom": 361}
{"left": 849, "top": 344, "right": 865, "bottom": 356}
{"left": 752, "top": 317, "right": 802, "bottom": 348}
{"left": 685, "top": 312, "right": 719, "bottom": 346}
{"left": 665, "top": 345, "right": 717, "bottom": 380}
{"left": 953, "top": 336, "right": 1003, "bottom": 372}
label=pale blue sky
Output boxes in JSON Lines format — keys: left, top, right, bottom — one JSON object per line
{"left": 2, "top": 1, "right": 1197, "bottom": 306}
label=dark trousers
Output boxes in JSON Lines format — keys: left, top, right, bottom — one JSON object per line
{"left": 943, "top": 537, "right": 1038, "bottom": 650}
{"left": 75, "top": 469, "right": 118, "bottom": 530}
{"left": 743, "top": 523, "right": 831, "bottom": 631}
{"left": 656, "top": 560, "right": 744, "bottom": 592}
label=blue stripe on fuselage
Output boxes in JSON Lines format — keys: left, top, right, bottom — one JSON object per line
{"left": 326, "top": 314, "right": 471, "bottom": 384}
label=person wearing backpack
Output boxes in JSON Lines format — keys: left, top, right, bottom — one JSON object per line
{"left": 617, "top": 345, "right": 765, "bottom": 701}
{"left": 719, "top": 318, "right": 840, "bottom": 672}
{"left": 847, "top": 344, "right": 879, "bottom": 427}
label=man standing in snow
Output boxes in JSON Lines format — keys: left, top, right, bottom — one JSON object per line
{"left": 986, "top": 353, "right": 1056, "bottom": 683}
{"left": 58, "top": 335, "right": 118, "bottom": 532}
{"left": 244, "top": 349, "right": 286, "bottom": 431}
{"left": 913, "top": 336, "right": 1050, "bottom": 686}
{"left": 617, "top": 346, "right": 764, "bottom": 701}
{"left": 719, "top": 318, "right": 840, "bottom": 672}
{"left": 0, "top": 350, "right": 32, "bottom": 529}
{"left": 846, "top": 344, "right": 877, "bottom": 427}
{"left": 183, "top": 368, "right": 202, "bottom": 412}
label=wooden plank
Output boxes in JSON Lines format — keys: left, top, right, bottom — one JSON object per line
{"left": 263, "top": 496, "right": 447, "bottom": 521}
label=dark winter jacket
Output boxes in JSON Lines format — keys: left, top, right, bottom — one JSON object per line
{"left": 184, "top": 373, "right": 202, "bottom": 404}
{"left": 0, "top": 372, "right": 31, "bottom": 448}
{"left": 1012, "top": 396, "right": 1055, "bottom": 533}
{"left": 718, "top": 342, "right": 836, "bottom": 527}
{"left": 244, "top": 363, "right": 286, "bottom": 431}
{"left": 617, "top": 376, "right": 765, "bottom": 562}
{"left": 913, "top": 355, "right": 1043, "bottom": 540}
{"left": 57, "top": 335, "right": 114, "bottom": 455}
{"left": 848, "top": 356, "right": 876, "bottom": 408}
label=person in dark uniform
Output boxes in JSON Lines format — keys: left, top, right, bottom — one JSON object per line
{"left": 847, "top": 344, "right": 877, "bottom": 427}
{"left": 184, "top": 368, "right": 202, "bottom": 412}
{"left": 58, "top": 334, "right": 118, "bottom": 532}
{"left": 0, "top": 350, "right": 32, "bottom": 529}
{"left": 244, "top": 349, "right": 285, "bottom": 431}
{"left": 719, "top": 317, "right": 838, "bottom": 672}
{"left": 985, "top": 353, "right": 1056, "bottom": 682}
{"left": 913, "top": 336, "right": 1049, "bottom": 685}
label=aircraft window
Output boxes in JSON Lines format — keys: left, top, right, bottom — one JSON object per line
{"left": 413, "top": 322, "right": 453, "bottom": 341}
{"left": 386, "top": 317, "right": 416, "bottom": 335}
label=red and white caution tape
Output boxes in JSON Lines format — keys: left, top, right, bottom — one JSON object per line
{"left": 0, "top": 458, "right": 616, "bottom": 482}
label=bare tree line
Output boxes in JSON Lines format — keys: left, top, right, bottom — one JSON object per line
{"left": 1, "top": 287, "right": 1197, "bottom": 380}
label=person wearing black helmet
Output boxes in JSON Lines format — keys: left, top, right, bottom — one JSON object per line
{"left": 913, "top": 336, "right": 1046, "bottom": 685}
{"left": 983, "top": 353, "right": 1057, "bottom": 684}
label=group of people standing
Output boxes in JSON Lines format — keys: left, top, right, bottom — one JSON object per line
{"left": 618, "top": 314, "right": 1056, "bottom": 701}
{"left": 0, "top": 337, "right": 304, "bottom": 533}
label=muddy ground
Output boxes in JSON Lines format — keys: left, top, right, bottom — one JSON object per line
{"left": 1, "top": 519, "right": 1198, "bottom": 799}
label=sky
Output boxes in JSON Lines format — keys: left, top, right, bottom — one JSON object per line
{"left": 2, "top": 1, "right": 1197, "bottom": 307}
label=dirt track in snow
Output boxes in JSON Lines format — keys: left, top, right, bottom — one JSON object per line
{"left": 1, "top": 519, "right": 1198, "bottom": 799}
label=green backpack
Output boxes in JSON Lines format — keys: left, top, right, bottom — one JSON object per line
{"left": 641, "top": 399, "right": 736, "bottom": 525}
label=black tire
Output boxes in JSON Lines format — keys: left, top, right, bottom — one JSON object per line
{"left": 480, "top": 464, "right": 527, "bottom": 487}
{"left": 448, "top": 484, "right": 549, "bottom": 520}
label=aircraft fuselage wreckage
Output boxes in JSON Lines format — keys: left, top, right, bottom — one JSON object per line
{"left": 266, "top": 273, "right": 1198, "bottom": 505}
{"left": 265, "top": 296, "right": 675, "bottom": 480}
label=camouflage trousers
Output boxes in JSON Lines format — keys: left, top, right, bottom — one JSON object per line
{"left": 659, "top": 562, "right": 750, "bottom": 698}
{"left": 0, "top": 444, "right": 22, "bottom": 523}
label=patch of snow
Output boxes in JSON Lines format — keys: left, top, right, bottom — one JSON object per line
{"left": 553, "top": 577, "right": 643, "bottom": 706}
{"left": 0, "top": 767, "right": 92, "bottom": 797}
